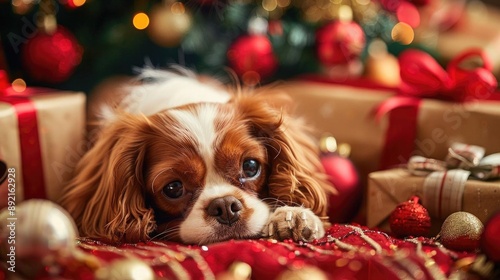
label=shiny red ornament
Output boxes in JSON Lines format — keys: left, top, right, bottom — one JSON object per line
{"left": 322, "top": 154, "right": 361, "bottom": 223}
{"left": 22, "top": 26, "right": 83, "bottom": 84}
{"left": 0, "top": 70, "right": 9, "bottom": 90}
{"left": 410, "top": 0, "right": 431, "bottom": 6}
{"left": 227, "top": 34, "right": 278, "bottom": 82}
{"left": 481, "top": 212, "right": 500, "bottom": 262}
{"left": 389, "top": 196, "right": 431, "bottom": 238}
{"left": 315, "top": 20, "right": 365, "bottom": 66}
{"left": 380, "top": 0, "right": 431, "bottom": 12}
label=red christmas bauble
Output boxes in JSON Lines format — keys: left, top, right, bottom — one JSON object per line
{"left": 389, "top": 196, "right": 431, "bottom": 238}
{"left": 316, "top": 20, "right": 365, "bottom": 66}
{"left": 322, "top": 155, "right": 361, "bottom": 223}
{"left": 481, "top": 212, "right": 500, "bottom": 261}
{"left": 22, "top": 26, "right": 83, "bottom": 84}
{"left": 0, "top": 70, "right": 9, "bottom": 90}
{"left": 227, "top": 34, "right": 278, "bottom": 83}
{"left": 380, "top": 0, "right": 430, "bottom": 12}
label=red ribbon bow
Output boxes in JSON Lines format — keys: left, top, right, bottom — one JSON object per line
{"left": 375, "top": 49, "right": 499, "bottom": 170}
{"left": 375, "top": 49, "right": 499, "bottom": 120}
{"left": 399, "top": 49, "right": 497, "bottom": 102}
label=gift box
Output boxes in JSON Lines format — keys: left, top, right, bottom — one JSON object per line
{"left": 367, "top": 143, "right": 500, "bottom": 232}
{"left": 279, "top": 82, "right": 500, "bottom": 184}
{"left": 367, "top": 168, "right": 500, "bottom": 233}
{"left": 0, "top": 87, "right": 86, "bottom": 205}
{"left": 278, "top": 50, "right": 500, "bottom": 188}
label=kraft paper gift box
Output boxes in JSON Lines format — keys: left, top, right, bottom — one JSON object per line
{"left": 366, "top": 168, "right": 500, "bottom": 233}
{"left": 278, "top": 80, "right": 500, "bottom": 187}
{"left": 0, "top": 87, "right": 86, "bottom": 206}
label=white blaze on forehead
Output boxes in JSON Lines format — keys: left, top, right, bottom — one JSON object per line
{"left": 124, "top": 76, "right": 230, "bottom": 116}
{"left": 100, "top": 72, "right": 231, "bottom": 122}
{"left": 169, "top": 104, "right": 224, "bottom": 185}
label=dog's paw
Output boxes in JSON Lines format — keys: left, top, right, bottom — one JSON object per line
{"left": 262, "top": 206, "right": 325, "bottom": 242}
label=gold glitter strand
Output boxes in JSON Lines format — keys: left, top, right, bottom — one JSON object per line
{"left": 392, "top": 250, "right": 427, "bottom": 280}
{"left": 178, "top": 247, "right": 216, "bottom": 280}
{"left": 136, "top": 244, "right": 191, "bottom": 279}
{"left": 414, "top": 241, "right": 447, "bottom": 280}
{"left": 345, "top": 225, "right": 383, "bottom": 254}
{"left": 326, "top": 236, "right": 358, "bottom": 252}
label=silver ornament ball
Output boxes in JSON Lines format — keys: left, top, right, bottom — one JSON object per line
{"left": 0, "top": 199, "right": 78, "bottom": 261}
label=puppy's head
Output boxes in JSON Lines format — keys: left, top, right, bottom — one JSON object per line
{"left": 60, "top": 82, "right": 332, "bottom": 244}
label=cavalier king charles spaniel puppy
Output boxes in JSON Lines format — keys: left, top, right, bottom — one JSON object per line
{"left": 59, "top": 68, "right": 335, "bottom": 245}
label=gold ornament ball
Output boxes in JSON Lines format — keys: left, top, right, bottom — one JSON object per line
{"left": 95, "top": 258, "right": 155, "bottom": 280}
{"left": 216, "top": 261, "right": 252, "bottom": 280}
{"left": 439, "top": 211, "right": 484, "bottom": 251}
{"left": 364, "top": 39, "right": 401, "bottom": 87}
{"left": 275, "top": 266, "right": 328, "bottom": 280}
{"left": 147, "top": 2, "right": 192, "bottom": 47}
{"left": 0, "top": 199, "right": 78, "bottom": 277}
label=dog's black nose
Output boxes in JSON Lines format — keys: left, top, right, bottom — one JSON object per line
{"left": 207, "top": 196, "right": 243, "bottom": 225}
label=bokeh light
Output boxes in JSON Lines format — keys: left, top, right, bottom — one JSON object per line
{"left": 12, "top": 78, "right": 27, "bottom": 93}
{"left": 133, "top": 13, "right": 150, "bottom": 30}
{"left": 391, "top": 22, "right": 414, "bottom": 45}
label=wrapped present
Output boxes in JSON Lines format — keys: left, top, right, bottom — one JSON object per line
{"left": 279, "top": 50, "right": 500, "bottom": 188}
{"left": 367, "top": 143, "right": 500, "bottom": 233}
{"left": 0, "top": 83, "right": 86, "bottom": 206}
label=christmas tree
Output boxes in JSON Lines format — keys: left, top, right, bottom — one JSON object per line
{"left": 0, "top": 0, "right": 481, "bottom": 94}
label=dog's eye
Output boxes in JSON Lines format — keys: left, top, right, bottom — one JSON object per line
{"left": 162, "top": 181, "right": 184, "bottom": 199}
{"left": 242, "top": 159, "right": 260, "bottom": 178}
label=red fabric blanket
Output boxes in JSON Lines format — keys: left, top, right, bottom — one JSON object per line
{"left": 44, "top": 224, "right": 474, "bottom": 280}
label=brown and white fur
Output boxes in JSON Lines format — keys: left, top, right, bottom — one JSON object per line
{"left": 59, "top": 69, "right": 335, "bottom": 245}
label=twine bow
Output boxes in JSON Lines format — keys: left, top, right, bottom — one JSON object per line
{"left": 407, "top": 143, "right": 500, "bottom": 220}
{"left": 408, "top": 143, "right": 500, "bottom": 180}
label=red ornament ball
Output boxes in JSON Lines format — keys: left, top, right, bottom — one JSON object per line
{"left": 439, "top": 212, "right": 483, "bottom": 252}
{"left": 316, "top": 20, "right": 365, "bottom": 66}
{"left": 380, "top": 0, "right": 431, "bottom": 12}
{"left": 0, "top": 70, "right": 9, "bottom": 90}
{"left": 322, "top": 154, "right": 361, "bottom": 223}
{"left": 389, "top": 196, "right": 431, "bottom": 238}
{"left": 22, "top": 26, "right": 83, "bottom": 84}
{"left": 481, "top": 212, "right": 500, "bottom": 261}
{"left": 227, "top": 35, "right": 278, "bottom": 84}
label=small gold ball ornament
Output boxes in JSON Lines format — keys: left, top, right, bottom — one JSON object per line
{"left": 275, "top": 265, "right": 328, "bottom": 280}
{"left": 147, "top": 1, "right": 192, "bottom": 47}
{"left": 364, "top": 39, "right": 401, "bottom": 87}
{"left": 216, "top": 261, "right": 252, "bottom": 280}
{"left": 438, "top": 211, "right": 484, "bottom": 252}
{"left": 95, "top": 258, "right": 155, "bottom": 280}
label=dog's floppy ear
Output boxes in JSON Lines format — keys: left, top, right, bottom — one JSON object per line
{"left": 59, "top": 114, "right": 155, "bottom": 243}
{"left": 235, "top": 88, "right": 336, "bottom": 218}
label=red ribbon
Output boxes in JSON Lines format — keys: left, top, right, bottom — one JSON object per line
{"left": 1, "top": 83, "right": 47, "bottom": 199}
{"left": 375, "top": 49, "right": 499, "bottom": 169}
{"left": 375, "top": 49, "right": 499, "bottom": 119}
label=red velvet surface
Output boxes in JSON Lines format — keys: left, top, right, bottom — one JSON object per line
{"left": 65, "top": 224, "right": 472, "bottom": 280}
